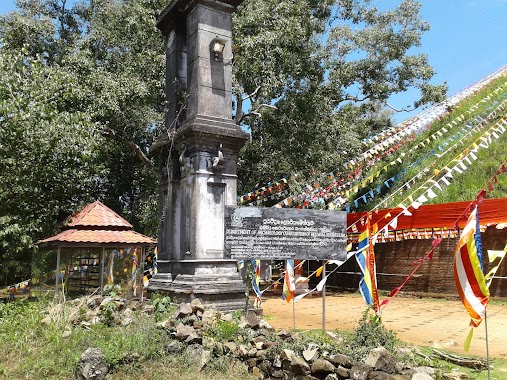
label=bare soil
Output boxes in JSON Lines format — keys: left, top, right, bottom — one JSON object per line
{"left": 261, "top": 292, "right": 507, "bottom": 359}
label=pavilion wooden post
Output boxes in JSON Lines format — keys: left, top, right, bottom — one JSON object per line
{"left": 100, "top": 246, "right": 105, "bottom": 295}
{"left": 55, "top": 245, "right": 61, "bottom": 295}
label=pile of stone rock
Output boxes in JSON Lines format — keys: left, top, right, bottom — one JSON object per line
{"left": 153, "top": 299, "right": 467, "bottom": 380}
{"left": 70, "top": 296, "right": 469, "bottom": 380}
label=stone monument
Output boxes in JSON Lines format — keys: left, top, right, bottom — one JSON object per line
{"left": 149, "top": 0, "right": 249, "bottom": 310}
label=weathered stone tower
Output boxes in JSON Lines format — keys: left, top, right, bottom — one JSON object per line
{"left": 149, "top": 0, "right": 248, "bottom": 310}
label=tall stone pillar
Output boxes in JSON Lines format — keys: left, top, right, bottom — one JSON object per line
{"left": 150, "top": 0, "right": 248, "bottom": 310}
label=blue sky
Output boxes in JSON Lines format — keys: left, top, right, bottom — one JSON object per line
{"left": 1, "top": 1, "right": 506, "bottom": 124}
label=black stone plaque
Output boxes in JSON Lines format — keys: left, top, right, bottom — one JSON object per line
{"left": 224, "top": 207, "right": 347, "bottom": 260}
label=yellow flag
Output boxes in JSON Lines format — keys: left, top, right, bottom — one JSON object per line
{"left": 464, "top": 327, "right": 474, "bottom": 352}
{"left": 316, "top": 266, "right": 324, "bottom": 277}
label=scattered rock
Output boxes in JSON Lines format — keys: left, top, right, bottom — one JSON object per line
{"left": 75, "top": 348, "right": 109, "bottom": 380}
{"left": 259, "top": 319, "right": 274, "bottom": 330}
{"left": 364, "top": 347, "right": 397, "bottom": 374}
{"left": 277, "top": 329, "right": 291, "bottom": 339}
{"left": 155, "top": 320, "right": 172, "bottom": 330}
{"left": 174, "top": 303, "right": 193, "bottom": 319}
{"left": 142, "top": 304, "right": 154, "bottom": 315}
{"left": 221, "top": 313, "right": 233, "bottom": 322}
{"left": 223, "top": 341, "right": 237, "bottom": 354}
{"left": 185, "top": 345, "right": 211, "bottom": 371}
{"left": 442, "top": 372, "right": 469, "bottom": 380}
{"left": 174, "top": 323, "right": 196, "bottom": 341}
{"left": 281, "top": 349, "right": 297, "bottom": 362}
{"left": 310, "top": 359, "right": 334, "bottom": 374}
{"left": 190, "top": 298, "right": 205, "bottom": 313}
{"left": 290, "top": 356, "right": 311, "bottom": 375}
{"left": 414, "top": 366, "right": 436, "bottom": 376}
{"left": 303, "top": 347, "right": 319, "bottom": 362}
{"left": 368, "top": 371, "right": 396, "bottom": 380}
{"left": 327, "top": 353, "right": 354, "bottom": 368}
{"left": 245, "top": 312, "right": 260, "bottom": 329}
{"left": 86, "top": 295, "right": 103, "bottom": 309}
{"left": 201, "top": 309, "right": 220, "bottom": 325}
{"left": 165, "top": 340, "right": 184, "bottom": 354}
{"left": 349, "top": 363, "right": 371, "bottom": 380}
{"left": 411, "top": 373, "right": 433, "bottom": 380}
{"left": 252, "top": 366, "right": 262, "bottom": 378}
{"left": 335, "top": 365, "right": 350, "bottom": 378}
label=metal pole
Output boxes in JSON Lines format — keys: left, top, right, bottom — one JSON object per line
{"left": 484, "top": 308, "right": 491, "bottom": 380}
{"left": 292, "top": 298, "right": 296, "bottom": 331}
{"left": 245, "top": 262, "right": 250, "bottom": 313}
{"left": 322, "top": 260, "right": 326, "bottom": 333}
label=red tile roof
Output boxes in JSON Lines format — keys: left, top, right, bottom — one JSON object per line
{"left": 66, "top": 201, "right": 133, "bottom": 229}
{"left": 39, "top": 229, "right": 157, "bottom": 246}
{"left": 38, "top": 201, "right": 157, "bottom": 246}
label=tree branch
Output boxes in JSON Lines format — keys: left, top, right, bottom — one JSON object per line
{"left": 383, "top": 101, "right": 415, "bottom": 113}
{"left": 101, "top": 127, "right": 153, "bottom": 167}
{"left": 239, "top": 103, "right": 277, "bottom": 124}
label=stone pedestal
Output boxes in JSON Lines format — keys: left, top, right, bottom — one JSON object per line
{"left": 149, "top": 0, "right": 248, "bottom": 310}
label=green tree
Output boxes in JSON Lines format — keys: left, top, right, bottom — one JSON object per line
{"left": 0, "top": 47, "right": 105, "bottom": 283}
{"left": 233, "top": 0, "right": 447, "bottom": 194}
{"left": 0, "top": 0, "right": 166, "bottom": 284}
{"left": 0, "top": 0, "right": 446, "bottom": 283}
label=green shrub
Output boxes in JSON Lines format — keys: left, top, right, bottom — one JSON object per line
{"left": 344, "top": 308, "right": 398, "bottom": 359}
{"left": 203, "top": 319, "right": 240, "bottom": 342}
{"left": 151, "top": 295, "right": 175, "bottom": 321}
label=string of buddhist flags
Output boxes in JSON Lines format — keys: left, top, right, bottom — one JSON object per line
{"left": 347, "top": 116, "right": 507, "bottom": 242}
{"left": 238, "top": 179, "right": 288, "bottom": 206}
{"left": 277, "top": 74, "right": 507, "bottom": 211}
{"left": 378, "top": 237, "right": 443, "bottom": 311}
{"left": 348, "top": 94, "right": 507, "bottom": 211}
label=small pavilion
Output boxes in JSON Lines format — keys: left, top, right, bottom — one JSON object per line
{"left": 38, "top": 201, "right": 157, "bottom": 297}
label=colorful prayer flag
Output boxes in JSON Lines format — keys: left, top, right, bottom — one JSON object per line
{"left": 282, "top": 259, "right": 296, "bottom": 303}
{"left": 251, "top": 259, "right": 262, "bottom": 307}
{"left": 454, "top": 206, "right": 490, "bottom": 328}
{"left": 355, "top": 214, "right": 380, "bottom": 313}
{"left": 153, "top": 246, "right": 158, "bottom": 274}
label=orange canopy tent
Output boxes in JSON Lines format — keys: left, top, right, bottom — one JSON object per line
{"left": 347, "top": 197, "right": 507, "bottom": 231}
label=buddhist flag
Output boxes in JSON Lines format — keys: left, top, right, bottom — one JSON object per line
{"left": 454, "top": 206, "right": 490, "bottom": 329}
{"left": 251, "top": 260, "right": 262, "bottom": 307}
{"left": 355, "top": 214, "right": 380, "bottom": 313}
{"left": 153, "top": 246, "right": 158, "bottom": 274}
{"left": 282, "top": 259, "right": 296, "bottom": 303}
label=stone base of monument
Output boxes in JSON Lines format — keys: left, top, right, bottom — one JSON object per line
{"left": 146, "top": 273, "right": 173, "bottom": 293}
{"left": 148, "top": 260, "right": 246, "bottom": 311}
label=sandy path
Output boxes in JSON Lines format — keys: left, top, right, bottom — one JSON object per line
{"left": 260, "top": 293, "right": 507, "bottom": 359}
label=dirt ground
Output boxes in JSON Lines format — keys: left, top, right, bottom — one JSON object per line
{"left": 260, "top": 293, "right": 507, "bottom": 359}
